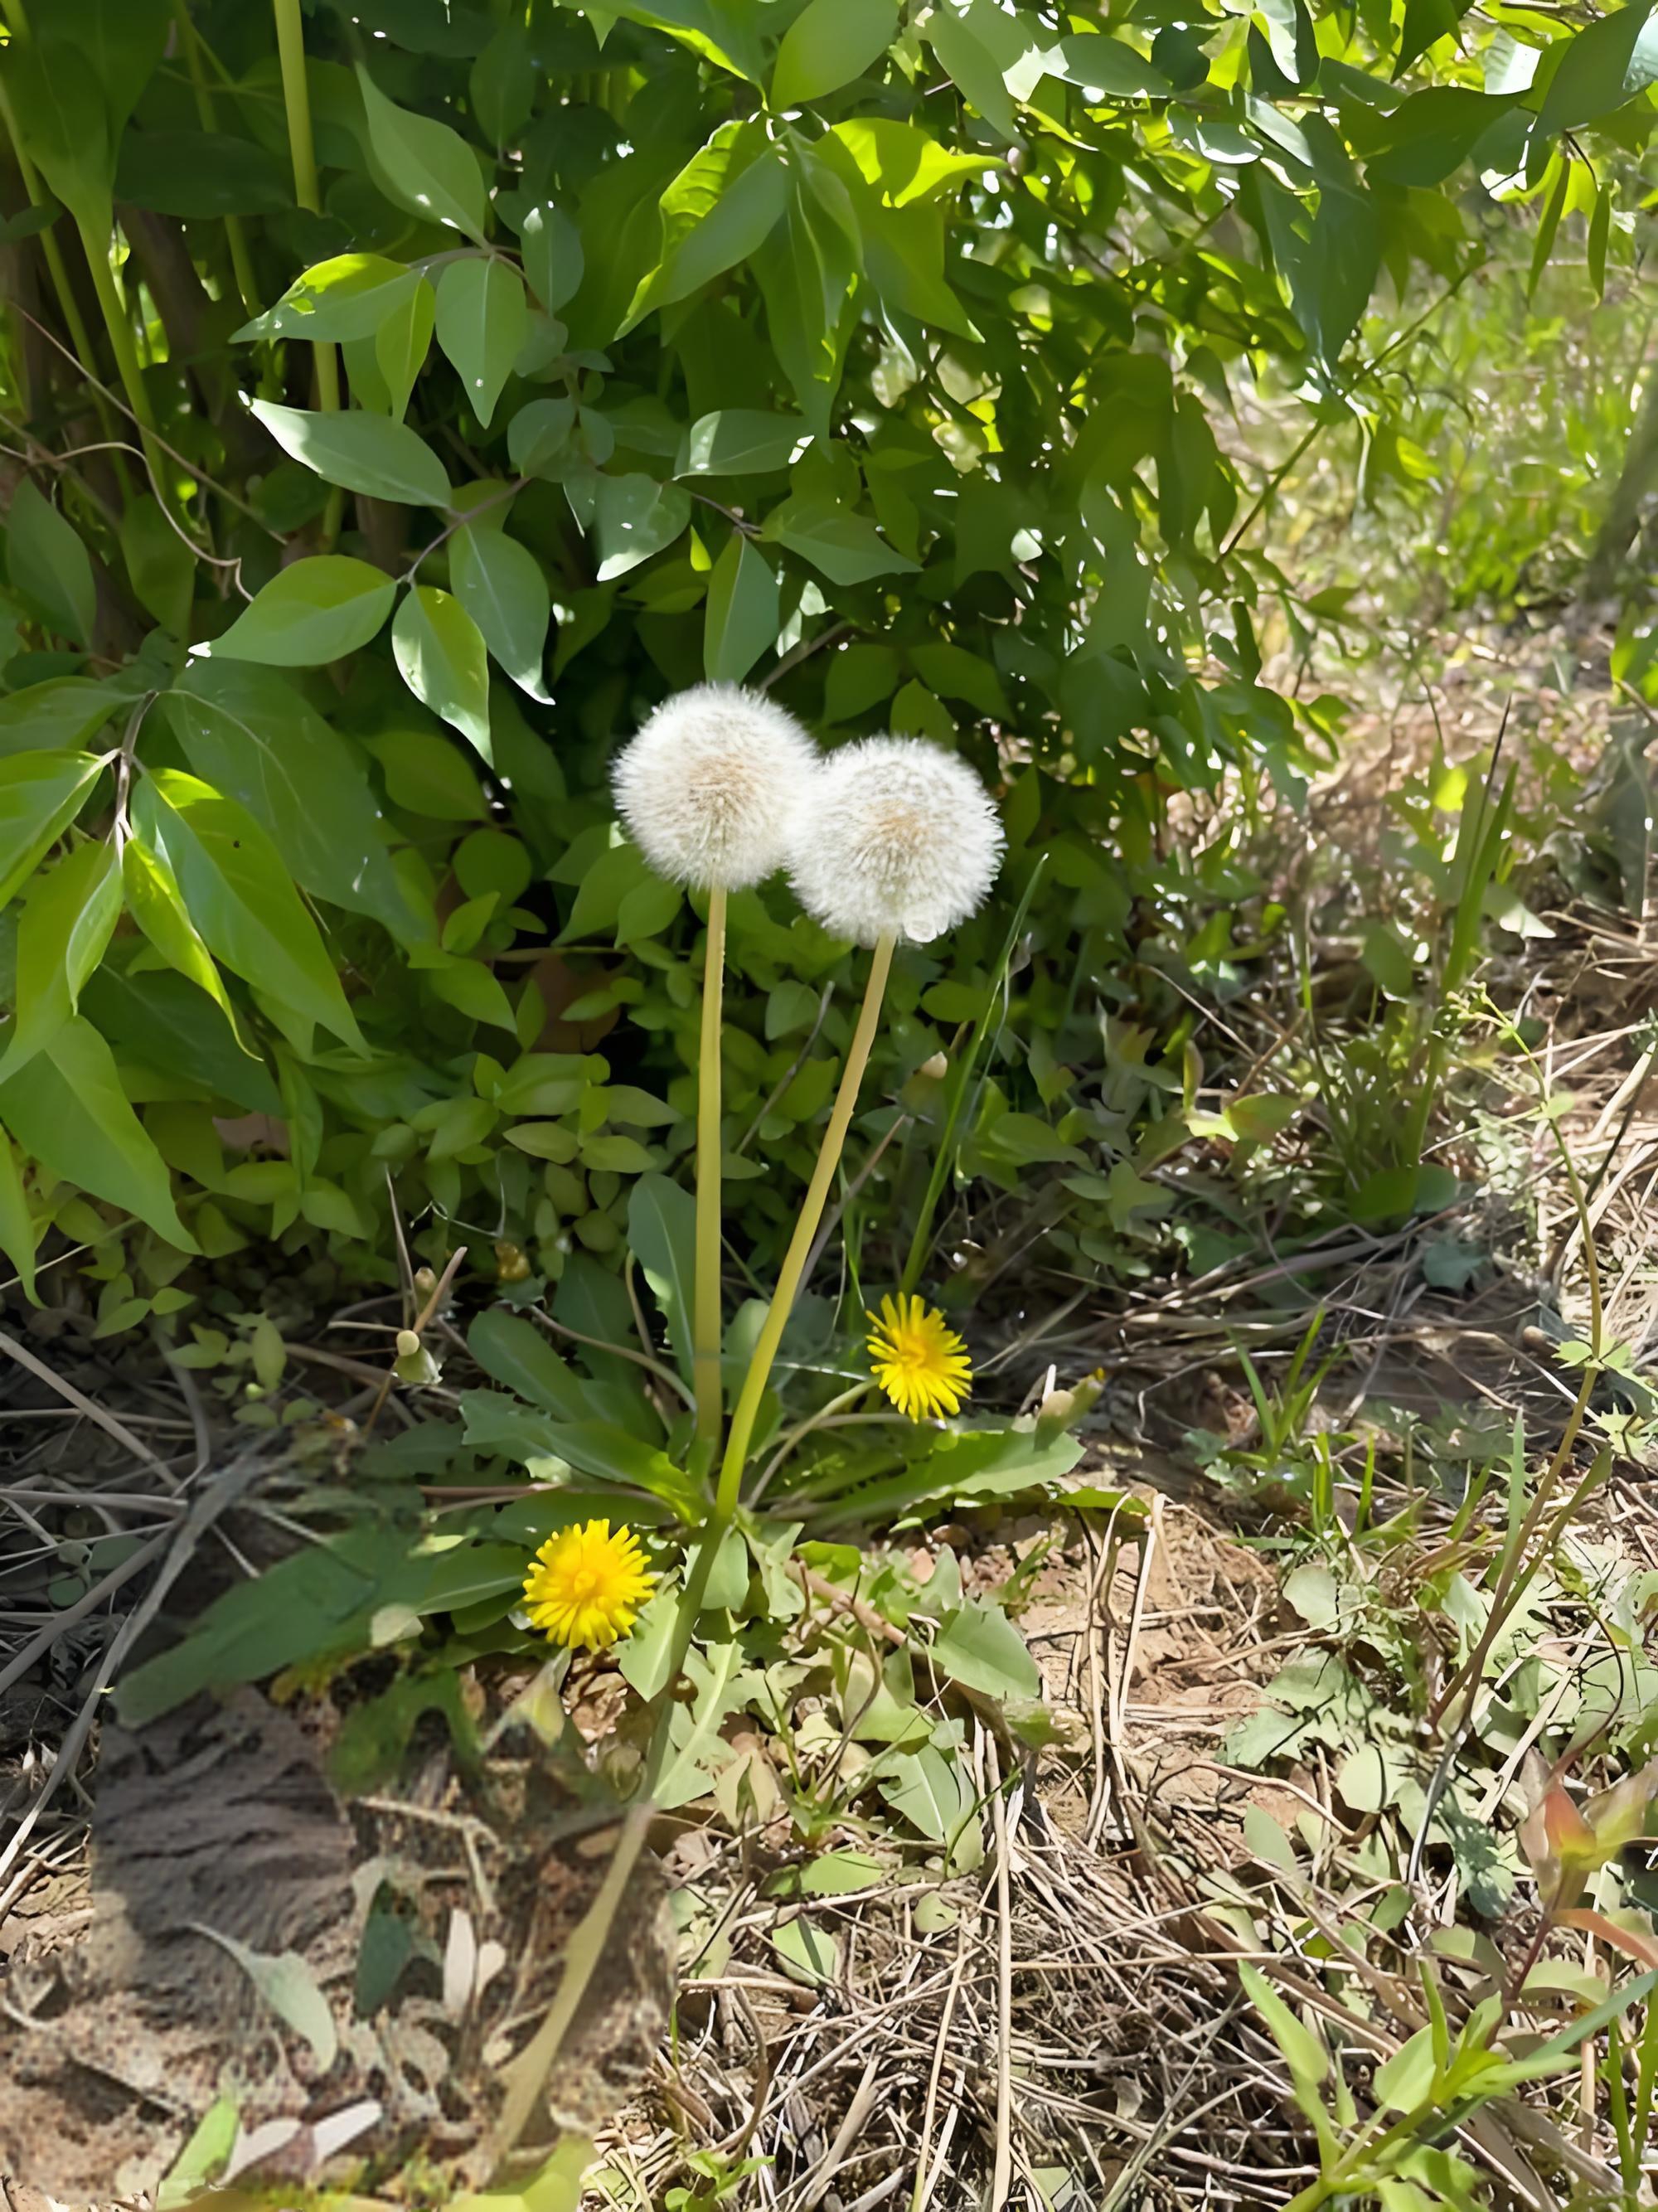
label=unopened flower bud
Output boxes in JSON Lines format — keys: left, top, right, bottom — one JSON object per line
{"left": 495, "top": 1240, "right": 531, "bottom": 1283}
{"left": 395, "top": 1328, "right": 422, "bottom": 1359}
{"left": 919, "top": 1051, "right": 948, "bottom": 1082}
{"left": 413, "top": 1265, "right": 438, "bottom": 1297}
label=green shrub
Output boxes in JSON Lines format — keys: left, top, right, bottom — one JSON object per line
{"left": 0, "top": 0, "right": 1645, "bottom": 1329}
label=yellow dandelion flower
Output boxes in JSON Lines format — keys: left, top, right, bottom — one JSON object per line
{"left": 867, "top": 1294, "right": 972, "bottom": 1423}
{"left": 522, "top": 1519, "right": 655, "bottom": 1651}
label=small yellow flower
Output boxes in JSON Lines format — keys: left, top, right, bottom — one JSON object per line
{"left": 867, "top": 1294, "right": 972, "bottom": 1423}
{"left": 522, "top": 1519, "right": 655, "bottom": 1651}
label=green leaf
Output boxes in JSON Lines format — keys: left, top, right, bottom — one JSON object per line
{"left": 926, "top": 0, "right": 1027, "bottom": 141}
{"left": 623, "top": 127, "right": 789, "bottom": 332}
{"left": 810, "top": 133, "right": 980, "bottom": 337}
{"left": 1588, "top": 177, "right": 1613, "bottom": 300}
{"left": 0, "top": 39, "right": 113, "bottom": 230}
{"left": 593, "top": 476, "right": 692, "bottom": 581}
{"left": 880, "top": 1743, "right": 971, "bottom": 1846}
{"left": 121, "top": 834, "right": 243, "bottom": 1033}
{"left": 133, "top": 770, "right": 367, "bottom": 1053}
{"left": 1366, "top": 89, "right": 1510, "bottom": 187}
{"left": 1351, "top": 1163, "right": 1458, "bottom": 1221}
{"left": 931, "top": 1598, "right": 1042, "bottom": 1700}
{"left": 593, "top": 0, "right": 764, "bottom": 82}
{"left": 120, "top": 495, "right": 195, "bottom": 638}
{"left": 653, "top": 1639, "right": 755, "bottom": 1807}
{"left": 772, "top": 0, "right": 897, "bottom": 106}
{"left": 434, "top": 256, "right": 528, "bottom": 429}
{"left": 0, "top": 750, "right": 108, "bottom": 910}
{"left": 1048, "top": 32, "right": 1171, "bottom": 98}
{"left": 114, "top": 1525, "right": 532, "bottom": 1724}
{"left": 764, "top": 496, "right": 919, "bottom": 585}
{"left": 0, "top": 1129, "right": 39, "bottom": 1303}
{"left": 1284, "top": 182, "right": 1379, "bottom": 367}
{"left": 363, "top": 728, "right": 488, "bottom": 820}
{"left": 703, "top": 533, "right": 778, "bottom": 684}
{"left": 0, "top": 1016, "right": 193, "bottom": 1250}
{"left": 1238, "top": 1962, "right": 1329, "bottom": 2090}
{"left": 250, "top": 402, "right": 453, "bottom": 510}
{"left": 1361, "top": 922, "right": 1415, "bottom": 997}
{"left": 450, "top": 523, "right": 551, "bottom": 701}
{"left": 371, "top": 273, "right": 437, "bottom": 420}
{"left": 507, "top": 396, "right": 577, "bottom": 478}
{"left": 1527, "top": 155, "right": 1570, "bottom": 302}
{"left": 827, "top": 117, "right": 995, "bottom": 205}
{"left": 1373, "top": 2025, "right": 1438, "bottom": 2114}
{"left": 751, "top": 182, "right": 859, "bottom": 430}
{"left": 628, "top": 1172, "right": 696, "bottom": 1382}
{"left": 771, "top": 1914, "right": 840, "bottom": 1985}
{"left": 1537, "top": 2, "right": 1658, "bottom": 135}
{"left": 678, "top": 410, "right": 810, "bottom": 477}
{"left": 157, "top": 2098, "right": 240, "bottom": 2212}
{"left": 468, "top": 1305, "right": 597, "bottom": 1422}
{"left": 117, "top": 129, "right": 288, "bottom": 217}
{"left": 40, "top": 0, "right": 169, "bottom": 131}
{"left": 0, "top": 680, "right": 128, "bottom": 760}
{"left": 7, "top": 479, "right": 97, "bottom": 648}
{"left": 190, "top": 1928, "right": 337, "bottom": 2071}
{"left": 1394, "top": 0, "right": 1468, "bottom": 75}
{"left": 460, "top": 1392, "right": 698, "bottom": 1516}
{"left": 163, "top": 662, "right": 422, "bottom": 940}
{"left": 355, "top": 62, "right": 487, "bottom": 242}
{"left": 392, "top": 586, "right": 492, "bottom": 759}
{"left": 520, "top": 202, "right": 584, "bottom": 311}
{"left": 236, "top": 254, "right": 424, "bottom": 344}
{"left": 207, "top": 555, "right": 397, "bottom": 668}
{"left": 0, "top": 838, "right": 121, "bottom": 1076}
{"left": 470, "top": 17, "right": 535, "bottom": 147}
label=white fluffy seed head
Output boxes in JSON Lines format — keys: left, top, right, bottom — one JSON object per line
{"left": 613, "top": 683, "right": 821, "bottom": 890}
{"left": 788, "top": 735, "right": 1005, "bottom": 947}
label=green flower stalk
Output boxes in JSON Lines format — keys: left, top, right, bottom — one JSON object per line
{"left": 641, "top": 730, "right": 1003, "bottom": 1797}
{"left": 612, "top": 684, "right": 820, "bottom": 1451}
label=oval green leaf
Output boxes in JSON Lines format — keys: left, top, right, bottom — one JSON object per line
{"left": 250, "top": 403, "right": 452, "bottom": 509}
{"left": 208, "top": 555, "right": 398, "bottom": 667}
{"left": 449, "top": 522, "right": 550, "bottom": 701}
{"left": 434, "top": 256, "right": 528, "bottom": 429}
{"left": 356, "top": 61, "right": 487, "bottom": 242}
{"left": 133, "top": 769, "right": 367, "bottom": 1054}
{"left": 391, "top": 586, "right": 492, "bottom": 760}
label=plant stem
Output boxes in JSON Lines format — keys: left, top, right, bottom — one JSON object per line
{"left": 78, "top": 229, "right": 173, "bottom": 507}
{"left": 173, "top": 0, "right": 260, "bottom": 319}
{"left": 638, "top": 932, "right": 896, "bottom": 1800}
{"left": 270, "top": 0, "right": 343, "bottom": 543}
{"left": 714, "top": 930, "right": 895, "bottom": 1522}
{"left": 692, "top": 884, "right": 726, "bottom": 1453}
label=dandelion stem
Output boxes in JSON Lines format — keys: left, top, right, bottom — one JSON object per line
{"left": 638, "top": 931, "right": 895, "bottom": 1802}
{"left": 715, "top": 929, "right": 895, "bottom": 1521}
{"left": 692, "top": 885, "right": 726, "bottom": 1454}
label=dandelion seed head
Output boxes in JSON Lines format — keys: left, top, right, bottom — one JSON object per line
{"left": 613, "top": 683, "right": 820, "bottom": 890}
{"left": 788, "top": 735, "right": 1004, "bottom": 946}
